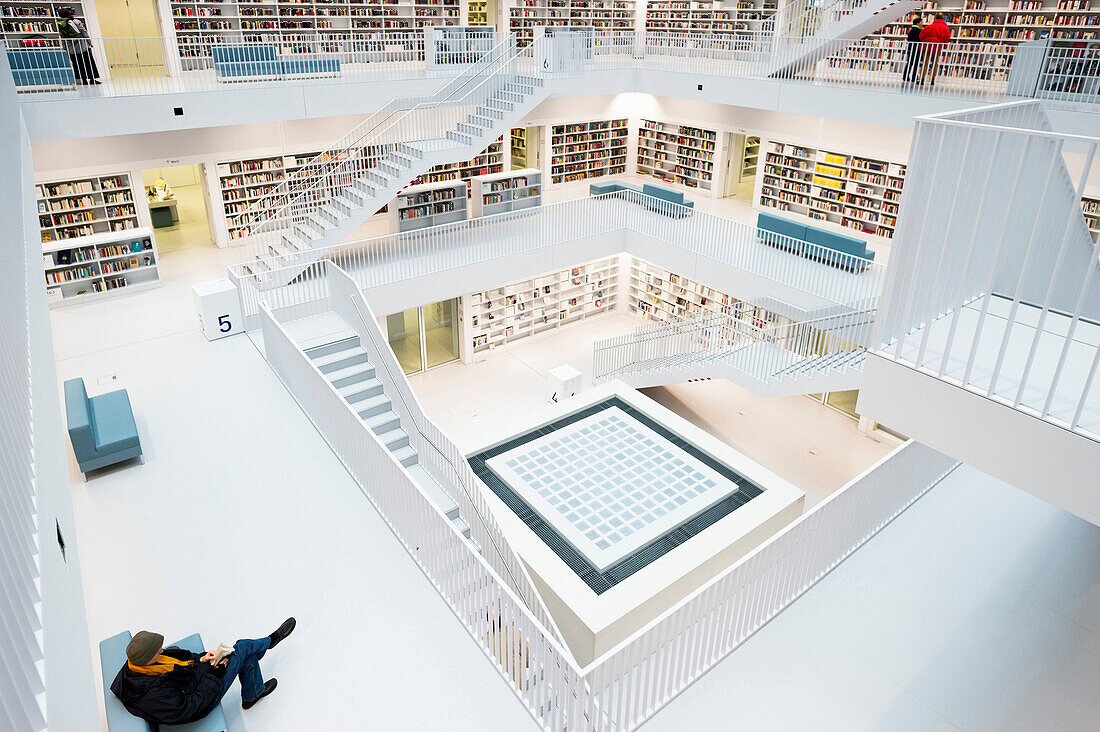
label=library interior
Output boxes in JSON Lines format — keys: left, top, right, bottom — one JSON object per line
{"left": 1, "top": 2, "right": 1099, "bottom": 731}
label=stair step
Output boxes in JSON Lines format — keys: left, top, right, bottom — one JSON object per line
{"left": 310, "top": 344, "right": 368, "bottom": 373}
{"left": 348, "top": 182, "right": 376, "bottom": 202}
{"left": 395, "top": 142, "right": 423, "bottom": 159}
{"left": 304, "top": 336, "right": 360, "bottom": 360}
{"left": 457, "top": 121, "right": 484, "bottom": 137}
{"left": 318, "top": 203, "right": 349, "bottom": 226}
{"left": 452, "top": 516, "right": 471, "bottom": 540}
{"left": 352, "top": 392, "right": 392, "bottom": 419}
{"left": 338, "top": 376, "right": 384, "bottom": 402}
{"left": 378, "top": 426, "right": 410, "bottom": 451}
{"left": 305, "top": 212, "right": 336, "bottom": 232}
{"left": 363, "top": 409, "right": 401, "bottom": 435}
{"left": 280, "top": 233, "right": 310, "bottom": 254}
{"left": 406, "top": 464, "right": 460, "bottom": 520}
{"left": 327, "top": 360, "right": 377, "bottom": 388}
{"left": 391, "top": 444, "right": 418, "bottom": 467}
{"left": 446, "top": 130, "right": 473, "bottom": 145}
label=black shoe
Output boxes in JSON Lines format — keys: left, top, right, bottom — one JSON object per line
{"left": 268, "top": 617, "right": 296, "bottom": 648}
{"left": 242, "top": 678, "right": 277, "bottom": 709}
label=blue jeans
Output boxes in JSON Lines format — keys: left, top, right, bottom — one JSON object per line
{"left": 218, "top": 637, "right": 271, "bottom": 701}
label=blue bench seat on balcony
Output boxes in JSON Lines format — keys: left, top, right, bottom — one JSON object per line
{"left": 64, "top": 377, "right": 142, "bottom": 479}
{"left": 589, "top": 181, "right": 694, "bottom": 217}
{"left": 757, "top": 211, "right": 875, "bottom": 271}
{"left": 211, "top": 45, "right": 341, "bottom": 81}
{"left": 7, "top": 49, "right": 76, "bottom": 89}
{"left": 100, "top": 631, "right": 228, "bottom": 732}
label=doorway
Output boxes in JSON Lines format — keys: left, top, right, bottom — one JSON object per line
{"left": 511, "top": 126, "right": 542, "bottom": 171}
{"left": 95, "top": 0, "right": 167, "bottom": 77}
{"left": 386, "top": 298, "right": 461, "bottom": 375}
{"left": 807, "top": 390, "right": 861, "bottom": 419}
{"left": 724, "top": 133, "right": 759, "bottom": 199}
{"left": 140, "top": 164, "right": 216, "bottom": 255}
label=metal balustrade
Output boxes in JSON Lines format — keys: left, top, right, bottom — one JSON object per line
{"left": 10, "top": 29, "right": 1100, "bottom": 106}
{"left": 593, "top": 304, "right": 877, "bottom": 385}
{"left": 874, "top": 100, "right": 1100, "bottom": 440}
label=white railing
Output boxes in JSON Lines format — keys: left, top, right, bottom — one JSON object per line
{"left": 324, "top": 262, "right": 565, "bottom": 644}
{"left": 593, "top": 304, "right": 876, "bottom": 382}
{"left": 230, "top": 190, "right": 886, "bottom": 331}
{"left": 235, "top": 32, "right": 534, "bottom": 262}
{"left": 874, "top": 100, "right": 1100, "bottom": 439}
{"left": 1032, "top": 41, "right": 1100, "bottom": 106}
{"left": 255, "top": 307, "right": 961, "bottom": 729}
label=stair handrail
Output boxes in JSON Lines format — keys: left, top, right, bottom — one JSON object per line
{"left": 762, "top": 0, "right": 877, "bottom": 56}
{"left": 237, "top": 33, "right": 543, "bottom": 259}
{"left": 331, "top": 265, "right": 568, "bottom": 646}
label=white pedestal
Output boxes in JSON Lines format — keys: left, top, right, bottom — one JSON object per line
{"left": 193, "top": 278, "right": 244, "bottom": 340}
{"left": 548, "top": 364, "right": 583, "bottom": 404}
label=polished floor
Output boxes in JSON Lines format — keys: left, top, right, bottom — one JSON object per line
{"left": 147, "top": 184, "right": 216, "bottom": 255}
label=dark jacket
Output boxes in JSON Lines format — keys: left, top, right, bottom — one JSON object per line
{"left": 110, "top": 647, "right": 225, "bottom": 726}
{"left": 920, "top": 19, "right": 951, "bottom": 47}
{"left": 907, "top": 25, "right": 922, "bottom": 44}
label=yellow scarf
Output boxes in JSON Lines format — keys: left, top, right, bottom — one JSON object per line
{"left": 128, "top": 654, "right": 194, "bottom": 676}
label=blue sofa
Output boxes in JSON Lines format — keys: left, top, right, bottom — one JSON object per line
{"left": 589, "top": 181, "right": 695, "bottom": 217}
{"left": 6, "top": 49, "right": 76, "bottom": 89}
{"left": 212, "top": 45, "right": 341, "bottom": 81}
{"left": 64, "top": 377, "right": 142, "bottom": 479}
{"left": 100, "top": 631, "right": 228, "bottom": 732}
{"left": 757, "top": 211, "right": 875, "bottom": 271}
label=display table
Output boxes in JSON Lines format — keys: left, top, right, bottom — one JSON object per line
{"left": 148, "top": 198, "right": 179, "bottom": 228}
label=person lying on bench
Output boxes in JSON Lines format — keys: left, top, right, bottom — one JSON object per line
{"left": 110, "top": 617, "right": 296, "bottom": 725}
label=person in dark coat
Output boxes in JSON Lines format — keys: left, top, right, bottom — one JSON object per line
{"left": 903, "top": 18, "right": 923, "bottom": 84}
{"left": 56, "top": 7, "right": 100, "bottom": 85}
{"left": 918, "top": 13, "right": 952, "bottom": 86}
{"left": 110, "top": 618, "right": 296, "bottom": 726}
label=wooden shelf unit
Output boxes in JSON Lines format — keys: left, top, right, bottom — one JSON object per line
{"left": 43, "top": 227, "right": 161, "bottom": 308}
{"left": 549, "top": 119, "right": 628, "bottom": 185}
{"left": 465, "top": 256, "right": 619, "bottom": 357}
{"left": 36, "top": 173, "right": 141, "bottom": 244}
{"left": 757, "top": 138, "right": 907, "bottom": 240}
{"left": 636, "top": 118, "right": 718, "bottom": 191}
{"left": 389, "top": 180, "right": 469, "bottom": 231}
{"left": 470, "top": 168, "right": 542, "bottom": 216}
{"left": 866, "top": 0, "right": 1100, "bottom": 47}
{"left": 509, "top": 0, "right": 636, "bottom": 45}
{"left": 1, "top": 0, "right": 89, "bottom": 49}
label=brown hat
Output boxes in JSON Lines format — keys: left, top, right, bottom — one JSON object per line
{"left": 126, "top": 631, "right": 164, "bottom": 665}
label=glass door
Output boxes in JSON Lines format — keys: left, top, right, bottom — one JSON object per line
{"left": 386, "top": 308, "right": 423, "bottom": 375}
{"left": 386, "top": 298, "right": 461, "bottom": 375}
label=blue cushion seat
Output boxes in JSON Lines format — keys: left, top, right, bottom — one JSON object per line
{"left": 278, "top": 58, "right": 340, "bottom": 75}
{"left": 210, "top": 45, "right": 278, "bottom": 64}
{"left": 64, "top": 377, "right": 142, "bottom": 476}
{"left": 6, "top": 49, "right": 76, "bottom": 88}
{"left": 211, "top": 45, "right": 341, "bottom": 81}
{"left": 591, "top": 181, "right": 695, "bottom": 217}
{"left": 589, "top": 181, "right": 642, "bottom": 196}
{"left": 100, "top": 631, "right": 229, "bottom": 732}
{"left": 757, "top": 212, "right": 875, "bottom": 271}
{"left": 214, "top": 61, "right": 283, "bottom": 78}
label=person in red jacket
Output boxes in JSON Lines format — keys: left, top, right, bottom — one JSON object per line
{"left": 918, "top": 13, "right": 952, "bottom": 86}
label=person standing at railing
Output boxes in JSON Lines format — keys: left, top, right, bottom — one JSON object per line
{"left": 56, "top": 7, "right": 100, "bottom": 85}
{"left": 903, "top": 18, "right": 924, "bottom": 85}
{"left": 918, "top": 13, "right": 951, "bottom": 87}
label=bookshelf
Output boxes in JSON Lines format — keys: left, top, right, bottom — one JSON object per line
{"left": 36, "top": 173, "right": 141, "bottom": 244}
{"left": 636, "top": 119, "right": 718, "bottom": 191}
{"left": 409, "top": 136, "right": 506, "bottom": 185}
{"left": 644, "top": 0, "right": 777, "bottom": 38}
{"left": 509, "top": 0, "right": 636, "bottom": 46}
{"left": 628, "top": 257, "right": 792, "bottom": 332}
{"left": 464, "top": 256, "right": 619, "bottom": 358}
{"left": 1083, "top": 194, "right": 1100, "bottom": 242}
{"left": 470, "top": 168, "right": 542, "bottom": 217}
{"left": 740, "top": 134, "right": 760, "bottom": 183}
{"left": 867, "top": 1, "right": 1099, "bottom": 48}
{"left": 549, "top": 119, "right": 628, "bottom": 185}
{"left": 43, "top": 227, "right": 161, "bottom": 308}
{"left": 756, "top": 138, "right": 907, "bottom": 240}
{"left": 467, "top": 0, "right": 493, "bottom": 24}
{"left": 426, "top": 25, "right": 496, "bottom": 65}
{"left": 389, "top": 180, "right": 468, "bottom": 231}
{"left": 511, "top": 126, "right": 529, "bottom": 168}
{"left": 167, "top": 0, "right": 458, "bottom": 70}
{"left": 1, "top": 0, "right": 89, "bottom": 49}
{"left": 216, "top": 151, "right": 320, "bottom": 243}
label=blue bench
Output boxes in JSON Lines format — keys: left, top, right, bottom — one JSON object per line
{"left": 211, "top": 45, "right": 341, "bottom": 82}
{"left": 100, "top": 631, "right": 228, "bottom": 732}
{"left": 589, "top": 181, "right": 695, "bottom": 217}
{"left": 757, "top": 211, "right": 875, "bottom": 272}
{"left": 64, "top": 377, "right": 142, "bottom": 480}
{"left": 6, "top": 49, "right": 76, "bottom": 89}
{"left": 589, "top": 181, "right": 642, "bottom": 196}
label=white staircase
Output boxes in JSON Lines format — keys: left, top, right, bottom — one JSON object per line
{"left": 306, "top": 335, "right": 473, "bottom": 539}
{"left": 235, "top": 34, "right": 553, "bottom": 287}
{"left": 761, "top": 0, "right": 924, "bottom": 77}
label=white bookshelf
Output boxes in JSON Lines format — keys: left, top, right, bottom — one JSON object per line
{"left": 868, "top": 0, "right": 1099, "bottom": 47}
{"left": 1083, "top": 194, "right": 1100, "bottom": 242}
{"left": 470, "top": 168, "right": 542, "bottom": 217}
{"left": 36, "top": 173, "right": 141, "bottom": 245}
{"left": 467, "top": 0, "right": 494, "bottom": 24}
{"left": 390, "top": 180, "right": 468, "bottom": 231}
{"left": 217, "top": 151, "right": 320, "bottom": 243}
{"left": 167, "top": 0, "right": 458, "bottom": 70}
{"left": 43, "top": 227, "right": 161, "bottom": 308}
{"left": 740, "top": 134, "right": 760, "bottom": 182}
{"left": 756, "top": 138, "right": 907, "bottom": 240}
{"left": 549, "top": 119, "right": 628, "bottom": 185}
{"left": 509, "top": 0, "right": 636, "bottom": 46}
{"left": 644, "top": 0, "right": 777, "bottom": 38}
{"left": 628, "top": 257, "right": 792, "bottom": 332}
{"left": 1, "top": 0, "right": 89, "bottom": 48}
{"left": 465, "top": 256, "right": 619, "bottom": 358}
{"left": 511, "top": 126, "right": 529, "bottom": 168}
{"left": 636, "top": 119, "right": 718, "bottom": 191}
{"left": 410, "top": 136, "right": 505, "bottom": 186}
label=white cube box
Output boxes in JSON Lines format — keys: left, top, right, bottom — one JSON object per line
{"left": 193, "top": 278, "right": 243, "bottom": 341}
{"left": 547, "top": 364, "right": 583, "bottom": 404}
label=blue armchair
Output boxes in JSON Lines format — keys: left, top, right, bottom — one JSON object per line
{"left": 64, "top": 377, "right": 142, "bottom": 480}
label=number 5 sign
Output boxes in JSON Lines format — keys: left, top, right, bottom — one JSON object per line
{"left": 192, "top": 278, "right": 244, "bottom": 341}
